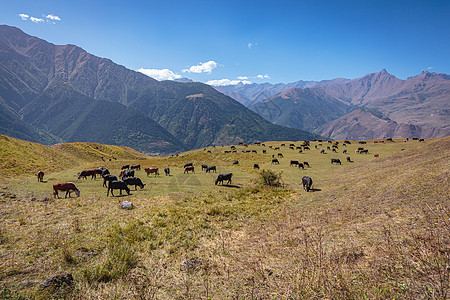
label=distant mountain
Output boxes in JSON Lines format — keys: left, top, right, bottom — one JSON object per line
{"left": 0, "top": 25, "right": 320, "bottom": 153}
{"left": 214, "top": 80, "right": 317, "bottom": 106}
{"left": 319, "top": 108, "right": 450, "bottom": 140}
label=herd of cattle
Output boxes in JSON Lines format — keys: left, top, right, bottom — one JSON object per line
{"left": 38, "top": 138, "right": 421, "bottom": 198}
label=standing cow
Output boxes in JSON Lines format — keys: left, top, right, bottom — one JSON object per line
{"left": 53, "top": 182, "right": 80, "bottom": 198}
{"left": 36, "top": 171, "right": 44, "bottom": 182}
{"left": 302, "top": 176, "right": 313, "bottom": 192}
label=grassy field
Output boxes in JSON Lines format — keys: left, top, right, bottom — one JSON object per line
{"left": 0, "top": 136, "right": 448, "bottom": 299}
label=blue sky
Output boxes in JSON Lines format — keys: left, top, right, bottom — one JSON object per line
{"left": 1, "top": 0, "right": 449, "bottom": 84}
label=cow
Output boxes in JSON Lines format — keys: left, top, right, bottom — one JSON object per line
{"left": 123, "top": 177, "right": 145, "bottom": 190}
{"left": 130, "top": 164, "right": 141, "bottom": 170}
{"left": 206, "top": 166, "right": 217, "bottom": 173}
{"left": 358, "top": 141, "right": 367, "bottom": 144}
{"left": 78, "top": 169, "right": 97, "bottom": 180}
{"left": 281, "top": 144, "right": 285, "bottom": 147}
{"left": 262, "top": 150, "right": 267, "bottom": 154}
{"left": 320, "top": 149, "right": 326, "bottom": 154}
{"left": 347, "top": 156, "right": 353, "bottom": 163}
{"left": 290, "top": 160, "right": 299, "bottom": 166}
{"left": 419, "top": 139, "right": 425, "bottom": 142}
{"left": 252, "top": 150, "right": 257, "bottom": 153}
{"left": 164, "top": 167, "right": 170, "bottom": 176}
{"left": 278, "top": 153, "right": 284, "bottom": 158}
{"left": 202, "top": 164, "right": 208, "bottom": 171}
{"left": 303, "top": 146, "right": 310, "bottom": 150}
{"left": 144, "top": 167, "right": 159, "bottom": 177}
{"left": 107, "top": 181, "right": 130, "bottom": 196}
{"left": 215, "top": 173, "right": 233, "bottom": 185}
{"left": 302, "top": 176, "right": 313, "bottom": 192}
{"left": 123, "top": 169, "right": 135, "bottom": 178}
{"left": 331, "top": 158, "right": 341, "bottom": 165}
{"left": 359, "top": 149, "right": 369, "bottom": 154}
{"left": 272, "top": 159, "right": 280, "bottom": 164}
{"left": 299, "top": 149, "right": 303, "bottom": 153}
{"left": 298, "top": 163, "right": 304, "bottom": 169}
{"left": 344, "top": 140, "right": 351, "bottom": 144}
{"left": 184, "top": 166, "right": 195, "bottom": 174}
{"left": 53, "top": 182, "right": 80, "bottom": 198}
{"left": 36, "top": 170, "right": 44, "bottom": 182}
{"left": 102, "top": 174, "right": 118, "bottom": 188}
{"left": 121, "top": 165, "right": 130, "bottom": 170}
{"left": 233, "top": 161, "right": 239, "bottom": 165}
{"left": 98, "top": 167, "right": 110, "bottom": 176}
{"left": 332, "top": 149, "right": 337, "bottom": 153}
{"left": 253, "top": 164, "right": 260, "bottom": 169}
{"left": 274, "top": 147, "right": 280, "bottom": 150}
{"left": 184, "top": 163, "right": 193, "bottom": 168}
{"left": 343, "top": 150, "right": 347, "bottom": 154}
{"left": 303, "top": 162, "right": 310, "bottom": 168}
{"left": 374, "top": 154, "right": 379, "bottom": 158}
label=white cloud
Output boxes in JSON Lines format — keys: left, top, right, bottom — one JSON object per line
{"left": 19, "top": 14, "right": 29, "bottom": 20}
{"left": 46, "top": 14, "right": 61, "bottom": 21}
{"left": 137, "top": 68, "right": 182, "bottom": 81}
{"left": 427, "top": 66, "right": 433, "bottom": 70}
{"left": 257, "top": 74, "right": 270, "bottom": 79}
{"left": 237, "top": 76, "right": 248, "bottom": 80}
{"left": 248, "top": 42, "right": 258, "bottom": 49}
{"left": 30, "top": 17, "right": 44, "bottom": 23}
{"left": 206, "top": 79, "right": 252, "bottom": 86}
{"left": 183, "top": 61, "right": 218, "bottom": 74}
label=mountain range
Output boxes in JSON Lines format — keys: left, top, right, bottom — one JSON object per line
{"left": 0, "top": 25, "right": 320, "bottom": 154}
{"left": 217, "top": 70, "right": 450, "bottom": 139}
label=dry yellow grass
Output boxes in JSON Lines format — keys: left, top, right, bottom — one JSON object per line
{"left": 0, "top": 136, "right": 448, "bottom": 299}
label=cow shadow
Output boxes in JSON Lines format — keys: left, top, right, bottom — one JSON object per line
{"left": 309, "top": 188, "right": 321, "bottom": 192}
{"left": 219, "top": 184, "right": 241, "bottom": 188}
{"left": 39, "top": 180, "right": 48, "bottom": 183}
{"left": 110, "top": 194, "right": 133, "bottom": 197}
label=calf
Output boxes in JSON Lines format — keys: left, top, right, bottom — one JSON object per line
{"left": 107, "top": 181, "right": 130, "bottom": 196}
{"left": 53, "top": 182, "right": 80, "bottom": 198}
{"left": 206, "top": 166, "right": 217, "bottom": 173}
{"left": 164, "top": 167, "right": 170, "bottom": 176}
{"left": 331, "top": 158, "right": 341, "bottom": 165}
{"left": 145, "top": 167, "right": 159, "bottom": 177}
{"left": 123, "top": 177, "right": 145, "bottom": 190}
{"left": 253, "top": 164, "right": 260, "bottom": 169}
{"left": 302, "top": 176, "right": 313, "bottom": 192}
{"left": 215, "top": 173, "right": 233, "bottom": 185}
{"left": 36, "top": 170, "right": 44, "bottom": 182}
{"left": 272, "top": 158, "right": 280, "bottom": 164}
{"left": 184, "top": 166, "right": 195, "bottom": 173}
{"left": 103, "top": 174, "right": 118, "bottom": 187}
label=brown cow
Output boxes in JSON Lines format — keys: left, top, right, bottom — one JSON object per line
{"left": 78, "top": 169, "right": 97, "bottom": 180}
{"left": 184, "top": 166, "right": 195, "bottom": 174}
{"left": 144, "top": 167, "right": 159, "bottom": 177}
{"left": 53, "top": 182, "right": 80, "bottom": 198}
{"left": 36, "top": 170, "right": 44, "bottom": 182}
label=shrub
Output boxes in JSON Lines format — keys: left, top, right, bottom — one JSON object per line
{"left": 257, "top": 170, "right": 283, "bottom": 187}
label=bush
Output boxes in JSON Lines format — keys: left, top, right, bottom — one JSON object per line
{"left": 258, "top": 170, "right": 283, "bottom": 187}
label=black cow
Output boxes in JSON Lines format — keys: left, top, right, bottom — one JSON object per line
{"left": 131, "top": 164, "right": 141, "bottom": 170}
{"left": 359, "top": 149, "right": 369, "bottom": 154}
{"left": 101, "top": 168, "right": 110, "bottom": 176}
{"left": 184, "top": 163, "right": 193, "bottom": 168}
{"left": 298, "top": 163, "right": 304, "bottom": 169}
{"left": 331, "top": 158, "right": 341, "bottom": 164}
{"left": 302, "top": 176, "right": 313, "bottom": 192}
{"left": 107, "top": 181, "right": 130, "bottom": 196}
{"left": 102, "top": 174, "right": 118, "bottom": 187}
{"left": 206, "top": 166, "right": 217, "bottom": 173}
{"left": 303, "top": 161, "right": 310, "bottom": 168}
{"left": 164, "top": 167, "right": 170, "bottom": 176}
{"left": 123, "top": 177, "right": 145, "bottom": 190}
{"left": 121, "top": 165, "right": 130, "bottom": 170}
{"left": 253, "top": 164, "right": 260, "bottom": 169}
{"left": 215, "top": 173, "right": 233, "bottom": 185}
{"left": 123, "top": 169, "right": 135, "bottom": 178}
{"left": 272, "top": 158, "right": 280, "bottom": 164}
{"left": 202, "top": 164, "right": 208, "bottom": 171}
{"left": 233, "top": 160, "right": 239, "bottom": 165}
{"left": 343, "top": 150, "right": 347, "bottom": 154}
{"left": 320, "top": 149, "right": 326, "bottom": 154}
{"left": 290, "top": 160, "right": 299, "bottom": 166}
{"left": 303, "top": 146, "right": 310, "bottom": 150}
{"left": 346, "top": 156, "right": 353, "bottom": 162}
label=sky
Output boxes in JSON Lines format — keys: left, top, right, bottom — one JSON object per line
{"left": 1, "top": 0, "right": 449, "bottom": 85}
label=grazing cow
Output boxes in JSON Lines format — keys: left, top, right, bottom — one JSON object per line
{"left": 299, "top": 149, "right": 303, "bottom": 153}
{"left": 298, "top": 163, "right": 304, "bottom": 169}
{"left": 303, "top": 146, "right": 310, "bottom": 150}
{"left": 121, "top": 165, "right": 130, "bottom": 170}
{"left": 290, "top": 143, "right": 295, "bottom": 147}
{"left": 320, "top": 149, "right": 326, "bottom": 154}
{"left": 272, "top": 158, "right": 280, "bottom": 164}
{"left": 278, "top": 153, "right": 284, "bottom": 158}
{"left": 123, "top": 177, "right": 145, "bottom": 190}
{"left": 252, "top": 150, "right": 257, "bottom": 153}
{"left": 358, "top": 141, "right": 367, "bottom": 144}
{"left": 290, "top": 160, "right": 299, "bottom": 166}
{"left": 302, "top": 176, "right": 313, "bottom": 192}
{"left": 387, "top": 138, "right": 393, "bottom": 141}
{"left": 303, "top": 161, "right": 310, "bottom": 168}
{"left": 374, "top": 154, "right": 379, "bottom": 158}
{"left": 202, "top": 164, "right": 208, "bottom": 171}
{"left": 144, "top": 167, "right": 159, "bottom": 177}
{"left": 347, "top": 156, "right": 353, "bottom": 163}
{"left": 332, "top": 149, "right": 337, "bottom": 153}
{"left": 274, "top": 147, "right": 280, "bottom": 150}
{"left": 281, "top": 144, "right": 285, "bottom": 147}
{"left": 119, "top": 169, "right": 126, "bottom": 178}
{"left": 36, "top": 170, "right": 44, "bottom": 182}
{"left": 123, "top": 169, "right": 135, "bottom": 178}
{"left": 107, "top": 181, "right": 130, "bottom": 196}
{"left": 206, "top": 166, "right": 217, "bottom": 173}
{"left": 359, "top": 149, "right": 369, "bottom": 154}
{"left": 343, "top": 150, "right": 347, "bottom": 154}
{"left": 184, "top": 163, "right": 193, "bottom": 168}
{"left": 233, "top": 161, "right": 239, "bottom": 165}
{"left": 99, "top": 167, "right": 110, "bottom": 176}
{"left": 262, "top": 149, "right": 267, "bottom": 153}
{"left": 164, "top": 167, "right": 170, "bottom": 176}
{"left": 78, "top": 169, "right": 97, "bottom": 180}
{"left": 344, "top": 140, "right": 351, "bottom": 144}
{"left": 215, "top": 173, "right": 233, "bottom": 185}
{"left": 331, "top": 158, "right": 341, "bottom": 165}
{"left": 327, "top": 146, "right": 331, "bottom": 150}
{"left": 419, "top": 139, "right": 425, "bottom": 142}
{"left": 130, "top": 164, "right": 141, "bottom": 170}
{"left": 289, "top": 146, "right": 294, "bottom": 150}
{"left": 102, "top": 174, "right": 118, "bottom": 187}
{"left": 253, "top": 164, "right": 260, "bottom": 169}
{"left": 184, "top": 166, "right": 195, "bottom": 174}
{"left": 332, "top": 145, "right": 338, "bottom": 149}
{"left": 53, "top": 182, "right": 80, "bottom": 198}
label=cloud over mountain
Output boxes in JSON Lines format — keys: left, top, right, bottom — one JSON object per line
{"left": 138, "top": 68, "right": 181, "bottom": 81}
{"left": 183, "top": 61, "right": 218, "bottom": 73}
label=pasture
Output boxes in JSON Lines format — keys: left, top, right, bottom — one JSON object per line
{"left": 0, "top": 137, "right": 448, "bottom": 299}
